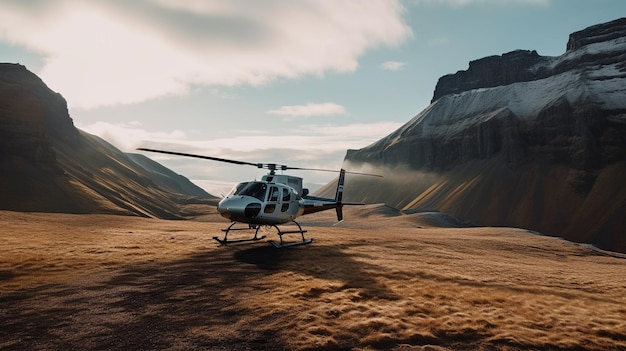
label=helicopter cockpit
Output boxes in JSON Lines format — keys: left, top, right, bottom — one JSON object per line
{"left": 226, "top": 181, "right": 267, "bottom": 201}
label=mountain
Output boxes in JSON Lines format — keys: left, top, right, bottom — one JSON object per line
{"left": 334, "top": 18, "right": 626, "bottom": 253}
{"left": 0, "top": 63, "right": 217, "bottom": 218}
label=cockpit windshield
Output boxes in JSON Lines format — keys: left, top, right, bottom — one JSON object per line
{"left": 226, "top": 182, "right": 247, "bottom": 198}
{"left": 227, "top": 181, "right": 267, "bottom": 201}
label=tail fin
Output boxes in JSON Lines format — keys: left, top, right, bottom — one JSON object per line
{"left": 335, "top": 169, "right": 345, "bottom": 221}
{"left": 335, "top": 205, "right": 343, "bottom": 222}
{"left": 335, "top": 169, "right": 345, "bottom": 202}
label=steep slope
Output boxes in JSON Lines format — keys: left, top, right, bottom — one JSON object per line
{"left": 125, "top": 153, "right": 209, "bottom": 198}
{"left": 339, "top": 18, "right": 626, "bottom": 252}
{"left": 0, "top": 63, "right": 217, "bottom": 218}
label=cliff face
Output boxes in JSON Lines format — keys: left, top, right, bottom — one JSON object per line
{"left": 431, "top": 50, "right": 547, "bottom": 103}
{"left": 432, "top": 18, "right": 626, "bottom": 103}
{"left": 0, "top": 63, "right": 216, "bottom": 218}
{"left": 342, "top": 18, "right": 626, "bottom": 252}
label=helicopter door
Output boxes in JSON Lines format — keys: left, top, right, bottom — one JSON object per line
{"left": 281, "top": 188, "right": 291, "bottom": 212}
{"left": 264, "top": 186, "right": 279, "bottom": 213}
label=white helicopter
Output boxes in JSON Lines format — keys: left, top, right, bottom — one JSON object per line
{"left": 137, "top": 148, "right": 382, "bottom": 248}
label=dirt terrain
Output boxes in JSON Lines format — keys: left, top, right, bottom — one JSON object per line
{"left": 1, "top": 207, "right": 625, "bottom": 350}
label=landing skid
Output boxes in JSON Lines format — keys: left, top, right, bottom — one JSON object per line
{"left": 269, "top": 221, "right": 313, "bottom": 248}
{"left": 214, "top": 220, "right": 313, "bottom": 248}
{"left": 213, "top": 222, "right": 266, "bottom": 245}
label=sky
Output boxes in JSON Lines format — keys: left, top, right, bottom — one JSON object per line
{"left": 1, "top": 0, "right": 625, "bottom": 195}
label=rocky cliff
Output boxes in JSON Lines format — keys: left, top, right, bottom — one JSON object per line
{"left": 341, "top": 18, "right": 626, "bottom": 253}
{"left": 0, "top": 63, "right": 217, "bottom": 218}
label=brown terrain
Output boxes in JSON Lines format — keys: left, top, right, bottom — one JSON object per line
{"left": 1, "top": 206, "right": 625, "bottom": 350}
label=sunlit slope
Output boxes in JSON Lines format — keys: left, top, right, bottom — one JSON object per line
{"left": 326, "top": 158, "right": 626, "bottom": 252}
{"left": 0, "top": 63, "right": 216, "bottom": 218}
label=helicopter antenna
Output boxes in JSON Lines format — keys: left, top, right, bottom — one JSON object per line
{"left": 137, "top": 148, "right": 383, "bottom": 178}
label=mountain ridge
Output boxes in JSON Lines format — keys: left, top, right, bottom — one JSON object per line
{"left": 338, "top": 18, "right": 626, "bottom": 253}
{"left": 0, "top": 63, "right": 217, "bottom": 218}
{"left": 432, "top": 17, "right": 626, "bottom": 103}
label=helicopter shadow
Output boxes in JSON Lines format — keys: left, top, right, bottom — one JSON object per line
{"left": 232, "top": 243, "right": 399, "bottom": 301}
{"left": 1, "top": 241, "right": 397, "bottom": 350}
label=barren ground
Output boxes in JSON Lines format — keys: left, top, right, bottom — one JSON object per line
{"left": 1, "top": 206, "right": 625, "bottom": 350}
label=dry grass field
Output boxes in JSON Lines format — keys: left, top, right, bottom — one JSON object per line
{"left": 1, "top": 206, "right": 625, "bottom": 350}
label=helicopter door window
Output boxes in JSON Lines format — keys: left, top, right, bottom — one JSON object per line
{"left": 282, "top": 188, "right": 291, "bottom": 202}
{"left": 281, "top": 188, "right": 290, "bottom": 212}
{"left": 268, "top": 186, "right": 279, "bottom": 202}
{"left": 264, "top": 204, "right": 276, "bottom": 213}
{"left": 264, "top": 186, "right": 279, "bottom": 213}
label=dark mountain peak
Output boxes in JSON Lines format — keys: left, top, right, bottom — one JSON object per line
{"left": 432, "top": 50, "right": 545, "bottom": 102}
{"left": 0, "top": 63, "right": 77, "bottom": 142}
{"left": 432, "top": 17, "right": 626, "bottom": 103}
{"left": 0, "top": 63, "right": 45, "bottom": 86}
{"left": 567, "top": 17, "right": 626, "bottom": 51}
{"left": 1, "top": 64, "right": 216, "bottom": 217}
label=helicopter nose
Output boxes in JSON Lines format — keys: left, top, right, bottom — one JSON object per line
{"left": 218, "top": 197, "right": 262, "bottom": 221}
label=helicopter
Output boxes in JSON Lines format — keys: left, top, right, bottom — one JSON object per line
{"left": 137, "top": 148, "right": 382, "bottom": 248}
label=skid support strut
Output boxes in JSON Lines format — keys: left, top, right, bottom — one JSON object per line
{"left": 269, "top": 220, "right": 313, "bottom": 248}
{"left": 213, "top": 222, "right": 266, "bottom": 245}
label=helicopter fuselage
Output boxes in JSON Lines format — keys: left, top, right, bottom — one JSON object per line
{"left": 217, "top": 180, "right": 305, "bottom": 225}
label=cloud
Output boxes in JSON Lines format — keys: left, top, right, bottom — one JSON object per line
{"left": 78, "top": 120, "right": 188, "bottom": 151}
{"left": 79, "top": 119, "right": 402, "bottom": 153}
{"left": 380, "top": 61, "right": 406, "bottom": 71}
{"left": 0, "top": 0, "right": 412, "bottom": 109}
{"left": 78, "top": 119, "right": 403, "bottom": 193}
{"left": 267, "top": 102, "right": 347, "bottom": 117}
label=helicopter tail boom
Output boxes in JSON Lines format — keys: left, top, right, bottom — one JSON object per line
{"left": 302, "top": 169, "right": 346, "bottom": 221}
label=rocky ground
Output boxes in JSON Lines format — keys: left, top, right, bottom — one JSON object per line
{"left": 1, "top": 207, "right": 625, "bottom": 350}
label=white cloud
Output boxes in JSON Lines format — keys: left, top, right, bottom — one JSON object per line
{"left": 78, "top": 119, "right": 402, "bottom": 157}
{"left": 0, "top": 0, "right": 412, "bottom": 109}
{"left": 78, "top": 120, "right": 187, "bottom": 151}
{"left": 267, "top": 102, "right": 347, "bottom": 117}
{"left": 381, "top": 61, "right": 406, "bottom": 71}
{"left": 78, "top": 119, "right": 403, "bottom": 193}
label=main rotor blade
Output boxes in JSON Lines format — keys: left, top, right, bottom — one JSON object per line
{"left": 286, "top": 166, "right": 384, "bottom": 178}
{"left": 137, "top": 148, "right": 383, "bottom": 177}
{"left": 137, "top": 148, "right": 260, "bottom": 167}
